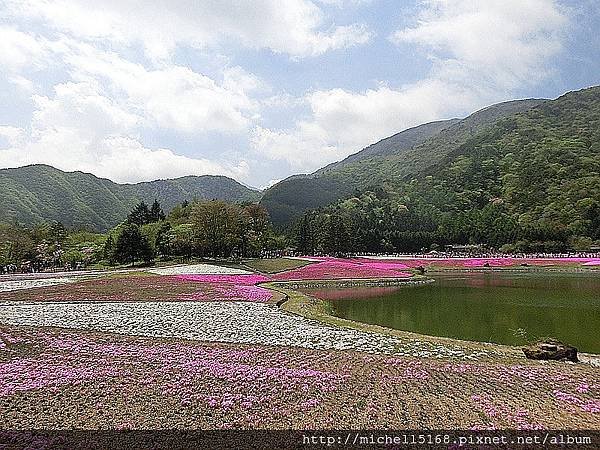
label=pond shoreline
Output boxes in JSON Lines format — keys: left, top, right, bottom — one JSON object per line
{"left": 265, "top": 273, "right": 600, "bottom": 364}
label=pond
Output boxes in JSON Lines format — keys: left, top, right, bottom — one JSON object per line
{"left": 305, "top": 272, "right": 600, "bottom": 353}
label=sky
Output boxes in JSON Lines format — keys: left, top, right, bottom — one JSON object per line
{"left": 0, "top": 0, "right": 599, "bottom": 189}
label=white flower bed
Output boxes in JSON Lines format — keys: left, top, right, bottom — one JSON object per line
{"left": 147, "top": 264, "right": 250, "bottom": 276}
{"left": 0, "top": 278, "right": 75, "bottom": 292}
{"left": 0, "top": 301, "right": 490, "bottom": 360}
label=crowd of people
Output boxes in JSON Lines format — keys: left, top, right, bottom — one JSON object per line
{"left": 0, "top": 261, "right": 84, "bottom": 276}
{"left": 347, "top": 250, "right": 600, "bottom": 259}
{"left": 0, "top": 264, "right": 19, "bottom": 275}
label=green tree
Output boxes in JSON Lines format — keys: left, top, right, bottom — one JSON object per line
{"left": 155, "top": 222, "right": 173, "bottom": 257}
{"left": 103, "top": 234, "right": 116, "bottom": 264}
{"left": 126, "top": 202, "right": 151, "bottom": 226}
{"left": 294, "top": 214, "right": 313, "bottom": 255}
{"left": 150, "top": 199, "right": 166, "bottom": 222}
{"left": 190, "top": 200, "right": 242, "bottom": 257}
{"left": 114, "top": 224, "right": 154, "bottom": 265}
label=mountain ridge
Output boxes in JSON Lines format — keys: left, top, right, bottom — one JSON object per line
{"left": 0, "top": 164, "right": 260, "bottom": 231}
{"left": 3, "top": 87, "right": 599, "bottom": 236}
{"left": 260, "top": 97, "right": 548, "bottom": 226}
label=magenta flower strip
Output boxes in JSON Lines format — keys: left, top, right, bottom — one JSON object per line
{"left": 174, "top": 274, "right": 273, "bottom": 303}
{"left": 272, "top": 258, "right": 412, "bottom": 281}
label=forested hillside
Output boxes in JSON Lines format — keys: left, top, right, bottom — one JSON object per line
{"left": 316, "top": 119, "right": 459, "bottom": 174}
{"left": 0, "top": 165, "right": 260, "bottom": 231}
{"left": 262, "top": 98, "right": 545, "bottom": 226}
{"left": 2, "top": 86, "right": 598, "bottom": 251}
{"left": 292, "top": 87, "right": 600, "bottom": 253}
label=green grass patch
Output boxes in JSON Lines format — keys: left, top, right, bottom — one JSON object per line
{"left": 243, "top": 258, "right": 313, "bottom": 274}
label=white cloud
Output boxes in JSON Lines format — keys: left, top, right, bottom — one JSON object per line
{"left": 31, "top": 81, "right": 140, "bottom": 138}
{"left": 0, "top": 80, "right": 250, "bottom": 183}
{"left": 251, "top": 0, "right": 569, "bottom": 171}
{"left": 0, "top": 26, "right": 48, "bottom": 72}
{"left": 0, "top": 126, "right": 24, "bottom": 147}
{"left": 390, "top": 0, "right": 568, "bottom": 89}
{"left": 0, "top": 28, "right": 261, "bottom": 182}
{"left": 263, "top": 178, "right": 282, "bottom": 189}
{"left": 251, "top": 80, "right": 478, "bottom": 170}
{"left": 5, "top": 0, "right": 372, "bottom": 58}
{"left": 56, "top": 43, "right": 260, "bottom": 134}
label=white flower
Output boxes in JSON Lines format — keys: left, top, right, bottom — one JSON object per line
{"left": 0, "top": 278, "right": 75, "bottom": 292}
{"left": 147, "top": 264, "right": 251, "bottom": 276}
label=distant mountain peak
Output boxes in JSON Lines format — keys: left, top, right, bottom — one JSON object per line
{"left": 0, "top": 165, "right": 260, "bottom": 231}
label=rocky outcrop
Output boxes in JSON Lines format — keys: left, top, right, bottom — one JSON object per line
{"left": 523, "top": 340, "right": 578, "bottom": 362}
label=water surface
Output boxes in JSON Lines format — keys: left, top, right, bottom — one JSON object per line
{"left": 306, "top": 272, "right": 600, "bottom": 353}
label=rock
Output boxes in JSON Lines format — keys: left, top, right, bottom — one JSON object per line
{"left": 522, "top": 339, "right": 578, "bottom": 362}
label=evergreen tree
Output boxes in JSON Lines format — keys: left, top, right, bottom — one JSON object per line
{"left": 126, "top": 202, "right": 151, "bottom": 226}
{"left": 150, "top": 199, "right": 166, "bottom": 222}
{"left": 103, "top": 234, "right": 115, "bottom": 264}
{"left": 294, "top": 214, "right": 313, "bottom": 255}
{"left": 114, "top": 224, "right": 153, "bottom": 265}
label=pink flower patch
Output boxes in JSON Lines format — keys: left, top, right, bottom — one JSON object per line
{"left": 553, "top": 390, "right": 600, "bottom": 413}
{"left": 371, "top": 257, "right": 600, "bottom": 269}
{"left": 174, "top": 274, "right": 273, "bottom": 303}
{"left": 272, "top": 258, "right": 411, "bottom": 281}
{"left": 471, "top": 394, "right": 544, "bottom": 430}
{"left": 175, "top": 275, "right": 270, "bottom": 285}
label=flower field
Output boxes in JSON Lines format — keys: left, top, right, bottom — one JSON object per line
{"left": 0, "top": 277, "right": 76, "bottom": 292}
{"left": 0, "top": 259, "right": 599, "bottom": 433}
{"left": 0, "top": 273, "right": 273, "bottom": 303}
{"left": 0, "top": 259, "right": 416, "bottom": 302}
{"left": 1, "top": 325, "right": 598, "bottom": 429}
{"left": 271, "top": 257, "right": 412, "bottom": 281}
{"left": 174, "top": 274, "right": 272, "bottom": 302}
{"left": 362, "top": 256, "right": 600, "bottom": 269}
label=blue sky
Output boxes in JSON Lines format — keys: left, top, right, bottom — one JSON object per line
{"left": 0, "top": 0, "right": 599, "bottom": 188}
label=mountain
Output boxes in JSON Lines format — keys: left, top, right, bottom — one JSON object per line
{"left": 0, "top": 165, "right": 260, "bottom": 231}
{"left": 316, "top": 119, "right": 459, "bottom": 174}
{"left": 261, "top": 98, "right": 546, "bottom": 226}
{"left": 294, "top": 86, "right": 600, "bottom": 252}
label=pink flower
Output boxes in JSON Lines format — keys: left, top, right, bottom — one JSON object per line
{"left": 272, "top": 258, "right": 411, "bottom": 281}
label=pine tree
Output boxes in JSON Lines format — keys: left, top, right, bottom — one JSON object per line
{"left": 126, "top": 202, "right": 151, "bottom": 226}
{"left": 150, "top": 199, "right": 165, "bottom": 222}
{"left": 103, "top": 234, "right": 115, "bottom": 265}
{"left": 114, "top": 224, "right": 154, "bottom": 265}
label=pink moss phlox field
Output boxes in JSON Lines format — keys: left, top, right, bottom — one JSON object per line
{"left": 162, "top": 355, "right": 346, "bottom": 418}
{"left": 553, "top": 390, "right": 600, "bottom": 413}
{"left": 175, "top": 274, "right": 271, "bottom": 285}
{"left": 1, "top": 327, "right": 600, "bottom": 429}
{"left": 272, "top": 257, "right": 411, "bottom": 281}
{"left": 371, "top": 257, "right": 600, "bottom": 268}
{"left": 174, "top": 274, "right": 273, "bottom": 302}
{"left": 470, "top": 394, "right": 544, "bottom": 430}
{"left": 0, "top": 328, "right": 347, "bottom": 427}
{"left": 0, "top": 358, "right": 120, "bottom": 396}
{"left": 0, "top": 273, "right": 276, "bottom": 303}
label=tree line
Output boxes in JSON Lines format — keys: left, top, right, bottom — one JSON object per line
{"left": 103, "top": 199, "right": 284, "bottom": 265}
{"left": 291, "top": 183, "right": 600, "bottom": 256}
{"left": 1, "top": 199, "right": 285, "bottom": 269}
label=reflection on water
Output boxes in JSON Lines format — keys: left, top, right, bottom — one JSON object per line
{"left": 305, "top": 272, "right": 600, "bottom": 353}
